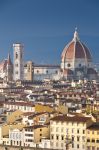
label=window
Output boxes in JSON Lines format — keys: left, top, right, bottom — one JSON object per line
{"left": 87, "top": 139, "right": 90, "bottom": 142}
{"left": 40, "top": 134, "right": 42, "bottom": 136}
{"left": 77, "top": 136, "right": 80, "bottom": 141}
{"left": 83, "top": 130, "right": 85, "bottom": 134}
{"left": 26, "top": 129, "right": 32, "bottom": 132}
{"left": 56, "top": 135, "right": 59, "bottom": 140}
{"left": 67, "top": 63, "right": 71, "bottom": 67}
{"left": 72, "top": 143, "right": 74, "bottom": 148}
{"left": 25, "top": 134, "right": 33, "bottom": 137}
{"left": 77, "top": 144, "right": 79, "bottom": 149}
{"left": 79, "top": 64, "right": 81, "bottom": 67}
{"left": 28, "top": 66, "right": 30, "bottom": 72}
{"left": 51, "top": 135, "right": 54, "bottom": 139}
{"left": 72, "top": 136, "right": 74, "bottom": 141}
{"left": 40, "top": 129, "right": 42, "bottom": 131}
{"left": 61, "top": 135, "right": 64, "bottom": 140}
{"left": 46, "top": 70, "right": 48, "bottom": 74}
{"left": 37, "top": 70, "right": 39, "bottom": 74}
{"left": 16, "top": 53, "right": 18, "bottom": 59}
{"left": 82, "top": 136, "right": 85, "bottom": 142}
{"left": 61, "top": 143, "right": 64, "bottom": 147}
{"left": 87, "top": 131, "right": 90, "bottom": 134}
{"left": 92, "top": 139, "right": 95, "bottom": 142}
{"left": 96, "top": 140, "right": 99, "bottom": 143}
{"left": 77, "top": 129, "right": 79, "bottom": 134}
{"left": 28, "top": 139, "right": 33, "bottom": 142}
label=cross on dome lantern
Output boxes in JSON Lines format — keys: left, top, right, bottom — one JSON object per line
{"left": 73, "top": 27, "right": 80, "bottom": 41}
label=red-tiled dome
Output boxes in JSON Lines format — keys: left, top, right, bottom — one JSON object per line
{"left": 61, "top": 30, "right": 92, "bottom": 61}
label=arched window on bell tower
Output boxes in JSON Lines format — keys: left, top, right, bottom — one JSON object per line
{"left": 28, "top": 66, "right": 30, "bottom": 72}
{"left": 16, "top": 52, "right": 18, "bottom": 59}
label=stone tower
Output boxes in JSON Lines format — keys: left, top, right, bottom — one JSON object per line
{"left": 25, "top": 61, "right": 33, "bottom": 81}
{"left": 6, "top": 53, "right": 13, "bottom": 82}
{"left": 13, "top": 43, "right": 24, "bottom": 81}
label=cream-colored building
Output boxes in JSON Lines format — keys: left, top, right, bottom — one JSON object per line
{"left": 50, "top": 114, "right": 93, "bottom": 150}
{"left": 4, "top": 101, "right": 35, "bottom": 112}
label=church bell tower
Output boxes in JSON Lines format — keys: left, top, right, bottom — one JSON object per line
{"left": 13, "top": 43, "right": 24, "bottom": 81}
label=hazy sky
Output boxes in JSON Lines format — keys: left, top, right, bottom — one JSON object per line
{"left": 0, "top": 0, "right": 99, "bottom": 64}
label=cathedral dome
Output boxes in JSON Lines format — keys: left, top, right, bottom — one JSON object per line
{"left": 61, "top": 29, "right": 92, "bottom": 62}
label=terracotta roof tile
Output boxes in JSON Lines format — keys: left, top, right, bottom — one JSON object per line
{"left": 51, "top": 115, "right": 92, "bottom": 123}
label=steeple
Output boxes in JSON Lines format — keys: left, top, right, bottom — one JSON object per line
{"left": 73, "top": 27, "right": 79, "bottom": 41}
{"left": 7, "top": 53, "right": 12, "bottom": 65}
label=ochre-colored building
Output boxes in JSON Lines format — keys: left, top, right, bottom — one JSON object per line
{"left": 86, "top": 122, "right": 99, "bottom": 150}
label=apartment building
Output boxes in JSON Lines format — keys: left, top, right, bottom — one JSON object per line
{"left": 23, "top": 124, "right": 50, "bottom": 147}
{"left": 9, "top": 128, "right": 23, "bottom": 146}
{"left": 3, "top": 102, "right": 35, "bottom": 112}
{"left": 86, "top": 122, "right": 99, "bottom": 150}
{"left": 50, "top": 114, "right": 93, "bottom": 150}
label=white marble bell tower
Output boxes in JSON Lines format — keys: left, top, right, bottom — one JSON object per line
{"left": 13, "top": 43, "right": 24, "bottom": 81}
